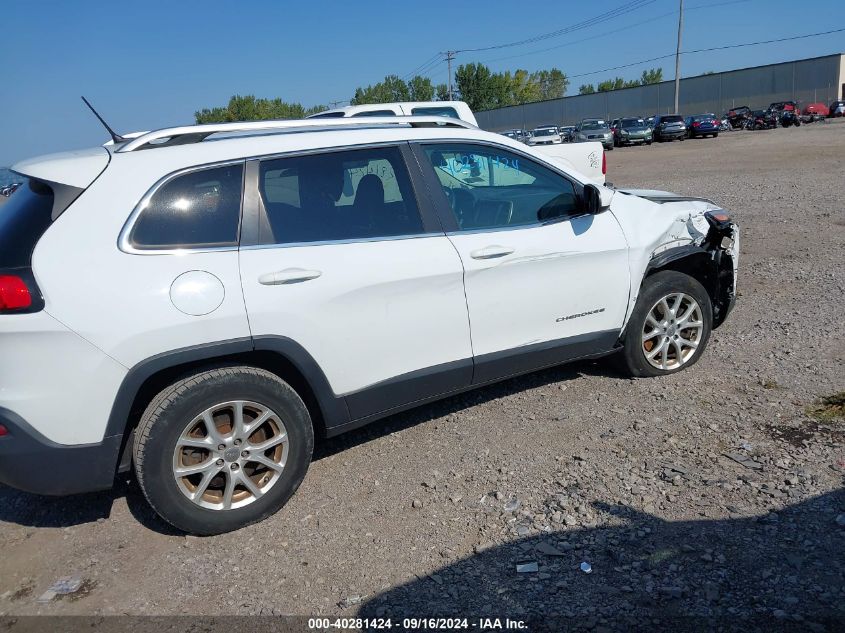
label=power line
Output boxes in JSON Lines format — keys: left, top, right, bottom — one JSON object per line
{"left": 476, "top": 0, "right": 750, "bottom": 66}
{"left": 455, "top": 0, "right": 657, "bottom": 53}
{"left": 567, "top": 25, "right": 845, "bottom": 80}
{"left": 684, "top": 27, "right": 845, "bottom": 54}
{"left": 401, "top": 53, "right": 443, "bottom": 82}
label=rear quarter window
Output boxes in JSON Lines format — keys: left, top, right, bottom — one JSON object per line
{"left": 127, "top": 163, "right": 244, "bottom": 250}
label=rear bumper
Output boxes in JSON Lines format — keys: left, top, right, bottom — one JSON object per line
{"left": 690, "top": 128, "right": 718, "bottom": 136}
{"left": 0, "top": 407, "right": 121, "bottom": 495}
{"left": 658, "top": 130, "right": 686, "bottom": 139}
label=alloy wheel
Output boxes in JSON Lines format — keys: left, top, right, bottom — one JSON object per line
{"left": 641, "top": 293, "right": 704, "bottom": 371}
{"left": 172, "top": 400, "right": 289, "bottom": 510}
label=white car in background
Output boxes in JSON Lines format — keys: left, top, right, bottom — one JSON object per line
{"left": 0, "top": 114, "right": 738, "bottom": 534}
{"left": 312, "top": 102, "right": 606, "bottom": 183}
{"left": 308, "top": 101, "right": 478, "bottom": 126}
{"left": 528, "top": 125, "right": 562, "bottom": 145}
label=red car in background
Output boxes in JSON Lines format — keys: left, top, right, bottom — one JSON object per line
{"left": 803, "top": 103, "right": 829, "bottom": 119}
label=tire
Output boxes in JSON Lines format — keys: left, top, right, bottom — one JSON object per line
{"left": 618, "top": 271, "right": 713, "bottom": 378}
{"left": 679, "top": 137, "right": 684, "bottom": 141}
{"left": 134, "top": 366, "right": 314, "bottom": 535}
{"left": 713, "top": 133, "right": 718, "bottom": 138}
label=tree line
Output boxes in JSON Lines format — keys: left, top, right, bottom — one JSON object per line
{"left": 194, "top": 64, "right": 663, "bottom": 123}
{"left": 578, "top": 68, "right": 663, "bottom": 95}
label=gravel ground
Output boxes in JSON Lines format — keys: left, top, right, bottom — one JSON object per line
{"left": 1, "top": 121, "right": 843, "bottom": 630}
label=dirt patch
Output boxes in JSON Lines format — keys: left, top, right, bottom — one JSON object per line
{"left": 9, "top": 581, "right": 33, "bottom": 602}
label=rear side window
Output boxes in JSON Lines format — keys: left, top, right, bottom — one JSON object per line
{"left": 129, "top": 163, "right": 244, "bottom": 250}
{"left": 0, "top": 177, "right": 54, "bottom": 268}
{"left": 351, "top": 110, "right": 397, "bottom": 117}
{"left": 411, "top": 106, "right": 459, "bottom": 119}
{"left": 258, "top": 146, "right": 424, "bottom": 245}
{"left": 308, "top": 111, "right": 346, "bottom": 118}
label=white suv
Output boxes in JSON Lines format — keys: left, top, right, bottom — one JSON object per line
{"left": 0, "top": 116, "right": 739, "bottom": 534}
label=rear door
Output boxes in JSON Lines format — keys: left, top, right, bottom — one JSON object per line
{"left": 238, "top": 144, "right": 472, "bottom": 422}
{"left": 413, "top": 142, "right": 629, "bottom": 384}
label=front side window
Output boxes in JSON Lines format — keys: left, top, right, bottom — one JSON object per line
{"left": 422, "top": 144, "right": 580, "bottom": 231}
{"left": 129, "top": 164, "right": 244, "bottom": 250}
{"left": 258, "top": 146, "right": 424, "bottom": 245}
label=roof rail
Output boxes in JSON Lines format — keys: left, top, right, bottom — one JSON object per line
{"left": 116, "top": 116, "right": 476, "bottom": 153}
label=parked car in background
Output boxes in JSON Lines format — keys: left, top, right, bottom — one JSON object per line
{"left": 780, "top": 109, "right": 801, "bottom": 128}
{"left": 829, "top": 100, "right": 845, "bottom": 117}
{"left": 502, "top": 129, "right": 531, "bottom": 142}
{"left": 746, "top": 109, "right": 777, "bottom": 130}
{"left": 726, "top": 106, "right": 750, "bottom": 129}
{"left": 769, "top": 101, "right": 798, "bottom": 114}
{"left": 802, "top": 103, "right": 829, "bottom": 121}
{"left": 559, "top": 126, "right": 576, "bottom": 142}
{"left": 575, "top": 119, "right": 614, "bottom": 150}
{"left": 651, "top": 114, "right": 687, "bottom": 142}
{"left": 307, "top": 101, "right": 479, "bottom": 126}
{"left": 528, "top": 125, "right": 562, "bottom": 145}
{"left": 684, "top": 114, "right": 720, "bottom": 138}
{"left": 0, "top": 182, "right": 23, "bottom": 197}
{"left": 613, "top": 117, "right": 653, "bottom": 146}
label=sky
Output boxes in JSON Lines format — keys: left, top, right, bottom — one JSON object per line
{"left": 1, "top": 0, "right": 842, "bottom": 165}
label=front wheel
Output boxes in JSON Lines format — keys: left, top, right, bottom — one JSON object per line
{"left": 618, "top": 271, "right": 713, "bottom": 377}
{"left": 133, "top": 366, "right": 314, "bottom": 535}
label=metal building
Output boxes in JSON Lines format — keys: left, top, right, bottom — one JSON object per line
{"left": 475, "top": 53, "right": 845, "bottom": 131}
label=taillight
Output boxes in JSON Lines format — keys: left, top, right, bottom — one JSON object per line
{"left": 602, "top": 150, "right": 607, "bottom": 175}
{"left": 0, "top": 424, "right": 8, "bottom": 437}
{"left": 0, "top": 275, "right": 32, "bottom": 311}
{"left": 693, "top": 121, "right": 700, "bottom": 127}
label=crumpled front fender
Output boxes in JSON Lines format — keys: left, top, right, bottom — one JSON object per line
{"left": 610, "top": 189, "right": 740, "bottom": 331}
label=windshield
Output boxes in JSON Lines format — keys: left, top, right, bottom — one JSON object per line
{"left": 661, "top": 116, "right": 684, "bottom": 124}
{"left": 621, "top": 118, "right": 645, "bottom": 128}
{"left": 581, "top": 122, "right": 608, "bottom": 131}
{"left": 534, "top": 128, "right": 557, "bottom": 136}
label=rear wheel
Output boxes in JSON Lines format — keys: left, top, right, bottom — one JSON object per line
{"left": 618, "top": 271, "right": 713, "bottom": 377}
{"left": 134, "top": 366, "right": 314, "bottom": 535}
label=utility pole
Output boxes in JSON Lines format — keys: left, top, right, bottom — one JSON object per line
{"left": 445, "top": 51, "right": 456, "bottom": 101}
{"left": 673, "top": 0, "right": 684, "bottom": 114}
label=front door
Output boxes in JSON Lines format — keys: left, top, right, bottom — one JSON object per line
{"left": 414, "top": 142, "right": 630, "bottom": 383}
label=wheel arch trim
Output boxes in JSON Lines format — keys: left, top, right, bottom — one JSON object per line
{"left": 104, "top": 336, "right": 350, "bottom": 456}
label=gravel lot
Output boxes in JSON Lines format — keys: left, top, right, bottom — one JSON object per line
{"left": 1, "top": 121, "right": 843, "bottom": 630}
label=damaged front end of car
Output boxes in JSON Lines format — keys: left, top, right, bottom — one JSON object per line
{"left": 613, "top": 189, "right": 740, "bottom": 329}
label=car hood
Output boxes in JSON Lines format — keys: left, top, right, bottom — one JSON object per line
{"left": 612, "top": 188, "right": 731, "bottom": 253}
{"left": 622, "top": 127, "right": 650, "bottom": 133}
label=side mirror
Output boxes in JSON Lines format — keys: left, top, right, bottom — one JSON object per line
{"left": 583, "top": 184, "right": 609, "bottom": 215}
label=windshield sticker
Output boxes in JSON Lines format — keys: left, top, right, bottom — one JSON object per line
{"left": 439, "top": 154, "right": 520, "bottom": 177}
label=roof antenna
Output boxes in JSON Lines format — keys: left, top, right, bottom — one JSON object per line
{"left": 81, "top": 96, "right": 127, "bottom": 144}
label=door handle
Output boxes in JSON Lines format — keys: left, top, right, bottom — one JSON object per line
{"left": 258, "top": 268, "right": 322, "bottom": 285}
{"left": 470, "top": 245, "right": 515, "bottom": 260}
